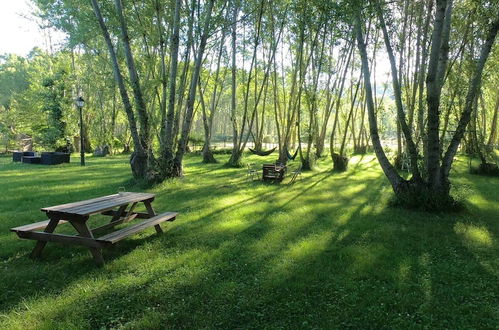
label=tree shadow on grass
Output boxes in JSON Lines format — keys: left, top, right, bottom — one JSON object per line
{"left": 0, "top": 165, "right": 381, "bottom": 324}
{"left": 8, "top": 171, "right": 491, "bottom": 328}
{"left": 1, "top": 155, "right": 497, "bottom": 329}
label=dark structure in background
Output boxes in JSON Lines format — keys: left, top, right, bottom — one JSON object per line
{"left": 12, "top": 151, "right": 70, "bottom": 165}
{"left": 12, "top": 151, "right": 36, "bottom": 162}
{"left": 41, "top": 152, "right": 70, "bottom": 165}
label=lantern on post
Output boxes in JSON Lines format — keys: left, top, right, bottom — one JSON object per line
{"left": 76, "top": 96, "right": 85, "bottom": 166}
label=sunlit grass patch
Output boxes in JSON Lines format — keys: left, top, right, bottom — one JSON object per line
{"left": 340, "top": 243, "right": 389, "bottom": 276}
{"left": 454, "top": 222, "right": 493, "bottom": 247}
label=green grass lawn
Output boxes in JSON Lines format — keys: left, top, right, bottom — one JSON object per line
{"left": 0, "top": 152, "right": 497, "bottom": 329}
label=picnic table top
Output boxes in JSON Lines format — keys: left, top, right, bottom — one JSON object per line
{"left": 41, "top": 192, "right": 155, "bottom": 216}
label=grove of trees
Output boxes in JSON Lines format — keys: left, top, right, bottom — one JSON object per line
{"left": 0, "top": 0, "right": 497, "bottom": 210}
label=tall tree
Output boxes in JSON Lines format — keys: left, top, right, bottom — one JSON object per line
{"left": 172, "top": 0, "right": 216, "bottom": 176}
{"left": 355, "top": 0, "right": 498, "bottom": 209}
{"left": 91, "top": 0, "right": 150, "bottom": 180}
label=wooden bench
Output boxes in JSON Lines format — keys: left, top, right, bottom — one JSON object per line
{"left": 11, "top": 219, "right": 68, "bottom": 233}
{"left": 97, "top": 212, "right": 177, "bottom": 245}
{"left": 262, "top": 164, "right": 286, "bottom": 183}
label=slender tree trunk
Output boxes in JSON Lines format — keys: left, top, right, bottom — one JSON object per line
{"left": 333, "top": 76, "right": 361, "bottom": 172}
{"left": 416, "top": 0, "right": 434, "bottom": 158}
{"left": 471, "top": 98, "right": 487, "bottom": 164}
{"left": 425, "top": 0, "right": 452, "bottom": 188}
{"left": 111, "top": 82, "right": 117, "bottom": 149}
{"left": 173, "top": 0, "right": 215, "bottom": 176}
{"left": 376, "top": 0, "right": 421, "bottom": 181}
{"left": 90, "top": 0, "right": 147, "bottom": 179}
{"left": 329, "top": 35, "right": 355, "bottom": 160}
{"left": 408, "top": 0, "right": 423, "bottom": 131}
{"left": 439, "top": 88, "right": 457, "bottom": 148}
{"left": 173, "top": 0, "right": 196, "bottom": 146}
{"left": 160, "top": 0, "right": 182, "bottom": 175}
{"left": 202, "top": 24, "right": 228, "bottom": 163}
{"left": 301, "top": 26, "right": 326, "bottom": 170}
{"left": 228, "top": 0, "right": 241, "bottom": 166}
{"left": 441, "top": 18, "right": 498, "bottom": 188}
{"left": 114, "top": 0, "right": 158, "bottom": 181}
{"left": 156, "top": 0, "right": 167, "bottom": 142}
{"left": 487, "top": 93, "right": 499, "bottom": 149}
{"left": 355, "top": 11, "right": 403, "bottom": 192}
{"left": 316, "top": 41, "right": 353, "bottom": 157}
{"left": 198, "top": 81, "right": 216, "bottom": 163}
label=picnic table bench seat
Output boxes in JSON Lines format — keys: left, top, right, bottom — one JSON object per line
{"left": 97, "top": 211, "right": 177, "bottom": 245}
{"left": 11, "top": 219, "right": 68, "bottom": 233}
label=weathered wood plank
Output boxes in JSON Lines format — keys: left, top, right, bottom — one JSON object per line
{"left": 102, "top": 210, "right": 151, "bottom": 219}
{"left": 78, "top": 201, "right": 151, "bottom": 217}
{"left": 65, "top": 196, "right": 137, "bottom": 213}
{"left": 41, "top": 192, "right": 155, "bottom": 216}
{"left": 42, "top": 211, "right": 88, "bottom": 223}
{"left": 11, "top": 219, "right": 67, "bottom": 233}
{"left": 16, "top": 231, "right": 104, "bottom": 248}
{"left": 97, "top": 212, "right": 177, "bottom": 244}
{"left": 68, "top": 195, "right": 154, "bottom": 215}
{"left": 41, "top": 194, "right": 120, "bottom": 212}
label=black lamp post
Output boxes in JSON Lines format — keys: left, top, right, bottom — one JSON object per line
{"left": 76, "top": 96, "right": 85, "bottom": 166}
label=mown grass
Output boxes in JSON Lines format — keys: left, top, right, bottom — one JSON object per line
{"left": 0, "top": 152, "right": 497, "bottom": 329}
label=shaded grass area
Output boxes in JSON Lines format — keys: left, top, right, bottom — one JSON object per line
{"left": 0, "top": 153, "right": 497, "bottom": 329}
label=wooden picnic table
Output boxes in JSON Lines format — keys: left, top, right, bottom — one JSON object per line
{"left": 11, "top": 192, "right": 177, "bottom": 266}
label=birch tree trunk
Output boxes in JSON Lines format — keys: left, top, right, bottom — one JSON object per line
{"left": 486, "top": 93, "right": 499, "bottom": 149}
{"left": 114, "top": 0, "right": 158, "bottom": 181}
{"left": 375, "top": 0, "right": 421, "bottom": 181}
{"left": 202, "top": 24, "right": 228, "bottom": 164}
{"left": 227, "top": 0, "right": 267, "bottom": 167}
{"left": 91, "top": 0, "right": 148, "bottom": 180}
{"left": 425, "top": 0, "right": 452, "bottom": 189}
{"left": 228, "top": 0, "right": 241, "bottom": 167}
{"left": 159, "top": 0, "right": 182, "bottom": 175}
{"left": 441, "top": 19, "right": 499, "bottom": 187}
{"left": 354, "top": 12, "right": 404, "bottom": 192}
{"left": 172, "top": 0, "right": 215, "bottom": 176}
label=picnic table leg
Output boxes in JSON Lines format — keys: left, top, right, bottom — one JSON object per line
{"left": 110, "top": 204, "right": 128, "bottom": 222}
{"left": 144, "top": 201, "right": 163, "bottom": 234}
{"left": 70, "top": 220, "right": 105, "bottom": 267}
{"left": 123, "top": 202, "right": 138, "bottom": 222}
{"left": 30, "top": 217, "right": 60, "bottom": 259}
